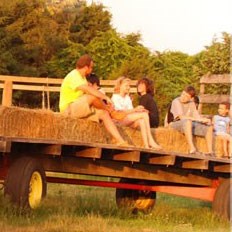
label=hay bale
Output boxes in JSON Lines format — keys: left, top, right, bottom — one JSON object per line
{"left": 0, "top": 106, "right": 110, "bottom": 144}
{"left": 152, "top": 127, "right": 223, "bottom": 156}
{"left": 0, "top": 106, "right": 224, "bottom": 156}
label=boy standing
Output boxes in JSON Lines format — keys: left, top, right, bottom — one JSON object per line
{"left": 213, "top": 102, "right": 231, "bottom": 158}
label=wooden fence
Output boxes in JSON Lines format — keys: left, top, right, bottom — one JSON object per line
{"left": 198, "top": 74, "right": 231, "bottom": 114}
{"left": 0, "top": 74, "right": 231, "bottom": 113}
{"left": 0, "top": 75, "right": 137, "bottom": 108}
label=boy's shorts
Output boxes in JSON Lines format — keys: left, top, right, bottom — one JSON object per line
{"left": 170, "top": 119, "right": 209, "bottom": 137}
{"left": 63, "top": 95, "right": 102, "bottom": 122}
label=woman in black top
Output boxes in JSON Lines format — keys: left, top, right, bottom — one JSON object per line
{"left": 137, "top": 77, "right": 159, "bottom": 128}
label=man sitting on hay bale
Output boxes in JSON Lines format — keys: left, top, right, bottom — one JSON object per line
{"left": 167, "top": 85, "right": 214, "bottom": 156}
{"left": 59, "top": 54, "right": 129, "bottom": 147}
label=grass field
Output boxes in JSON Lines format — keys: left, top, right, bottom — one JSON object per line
{"left": 0, "top": 183, "right": 230, "bottom": 232}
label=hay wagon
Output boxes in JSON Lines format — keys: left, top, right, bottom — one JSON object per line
{"left": 0, "top": 75, "right": 231, "bottom": 220}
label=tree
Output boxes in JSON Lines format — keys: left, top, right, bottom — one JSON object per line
{"left": 0, "top": 0, "right": 69, "bottom": 76}
{"left": 199, "top": 32, "right": 230, "bottom": 75}
{"left": 47, "top": 42, "right": 86, "bottom": 78}
{"left": 86, "top": 30, "right": 132, "bottom": 79}
{"left": 69, "top": 2, "right": 112, "bottom": 45}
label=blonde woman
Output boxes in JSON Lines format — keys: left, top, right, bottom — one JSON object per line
{"left": 111, "top": 76, "right": 162, "bottom": 150}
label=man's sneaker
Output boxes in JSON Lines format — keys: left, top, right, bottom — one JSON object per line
{"left": 110, "top": 110, "right": 127, "bottom": 121}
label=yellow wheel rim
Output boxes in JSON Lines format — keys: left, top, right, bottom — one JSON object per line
{"left": 29, "top": 171, "right": 43, "bottom": 209}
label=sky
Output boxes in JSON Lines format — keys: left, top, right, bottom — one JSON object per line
{"left": 86, "top": 0, "right": 231, "bottom": 55}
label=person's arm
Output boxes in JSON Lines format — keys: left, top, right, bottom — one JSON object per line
{"left": 226, "top": 119, "right": 230, "bottom": 134}
{"left": 186, "top": 104, "right": 211, "bottom": 124}
{"left": 212, "top": 116, "right": 215, "bottom": 127}
{"left": 180, "top": 113, "right": 211, "bottom": 124}
{"left": 170, "top": 98, "right": 183, "bottom": 121}
{"left": 139, "top": 95, "right": 159, "bottom": 126}
{"left": 77, "top": 84, "right": 112, "bottom": 104}
{"left": 172, "top": 99, "right": 211, "bottom": 124}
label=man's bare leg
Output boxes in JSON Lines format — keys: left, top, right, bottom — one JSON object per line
{"left": 86, "top": 95, "right": 127, "bottom": 145}
{"left": 98, "top": 110, "right": 127, "bottom": 145}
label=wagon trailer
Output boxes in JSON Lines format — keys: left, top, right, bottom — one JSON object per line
{"left": 0, "top": 74, "right": 231, "bottom": 220}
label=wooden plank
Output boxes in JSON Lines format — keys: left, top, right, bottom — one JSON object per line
{"left": 3, "top": 136, "right": 231, "bottom": 164}
{"left": 200, "top": 94, "right": 229, "bottom": 104}
{"left": 12, "top": 84, "right": 60, "bottom": 92}
{"left": 182, "top": 160, "right": 209, "bottom": 170}
{"left": 75, "top": 147, "right": 102, "bottom": 159}
{"left": 0, "top": 75, "right": 137, "bottom": 86}
{"left": 0, "top": 141, "right": 11, "bottom": 152}
{"left": 0, "top": 75, "right": 63, "bottom": 84}
{"left": 41, "top": 156, "right": 218, "bottom": 186}
{"left": 104, "top": 150, "right": 140, "bottom": 162}
{"left": 102, "top": 87, "right": 137, "bottom": 93}
{"left": 0, "top": 76, "right": 138, "bottom": 97}
{"left": 0, "top": 83, "right": 60, "bottom": 92}
{"left": 200, "top": 74, "right": 230, "bottom": 84}
{"left": 100, "top": 80, "right": 137, "bottom": 85}
{"left": 41, "top": 144, "right": 62, "bottom": 156}
{"left": 148, "top": 155, "right": 176, "bottom": 165}
{"left": 0, "top": 84, "right": 136, "bottom": 94}
{"left": 2, "top": 80, "right": 13, "bottom": 106}
{"left": 213, "top": 164, "right": 231, "bottom": 173}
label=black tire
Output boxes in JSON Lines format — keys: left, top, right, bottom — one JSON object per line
{"left": 116, "top": 178, "right": 156, "bottom": 214}
{"left": 212, "top": 179, "right": 231, "bottom": 220}
{"left": 4, "top": 157, "right": 47, "bottom": 209}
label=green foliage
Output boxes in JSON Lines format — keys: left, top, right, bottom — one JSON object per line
{"left": 87, "top": 30, "right": 155, "bottom": 81}
{"left": 199, "top": 32, "right": 230, "bottom": 74}
{"left": 110, "top": 54, "right": 156, "bottom": 81}
{"left": 87, "top": 30, "right": 132, "bottom": 79}
{"left": 69, "top": 2, "right": 112, "bottom": 45}
{"left": 47, "top": 42, "right": 86, "bottom": 78}
{"left": 190, "top": 33, "right": 231, "bottom": 115}
{"left": 0, "top": 0, "right": 69, "bottom": 76}
{"left": 151, "top": 51, "right": 196, "bottom": 121}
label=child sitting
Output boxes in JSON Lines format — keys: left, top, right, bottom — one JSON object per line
{"left": 213, "top": 102, "right": 232, "bottom": 158}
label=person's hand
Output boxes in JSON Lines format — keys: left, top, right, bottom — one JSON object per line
{"left": 134, "top": 105, "right": 148, "bottom": 113}
{"left": 199, "top": 117, "right": 211, "bottom": 125}
{"left": 103, "top": 96, "right": 113, "bottom": 105}
{"left": 136, "top": 105, "right": 145, "bottom": 110}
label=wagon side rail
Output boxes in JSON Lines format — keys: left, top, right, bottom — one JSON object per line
{"left": 0, "top": 75, "right": 138, "bottom": 108}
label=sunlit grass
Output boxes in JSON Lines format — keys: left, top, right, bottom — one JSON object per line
{"left": 0, "top": 183, "right": 230, "bottom": 232}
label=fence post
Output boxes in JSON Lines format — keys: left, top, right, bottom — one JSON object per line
{"left": 198, "top": 81, "right": 205, "bottom": 114}
{"left": 2, "top": 80, "right": 13, "bottom": 106}
{"left": 230, "top": 75, "right": 232, "bottom": 134}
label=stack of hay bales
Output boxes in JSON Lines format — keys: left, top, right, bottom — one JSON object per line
{"left": 0, "top": 106, "right": 224, "bottom": 157}
{"left": 0, "top": 106, "right": 110, "bottom": 144}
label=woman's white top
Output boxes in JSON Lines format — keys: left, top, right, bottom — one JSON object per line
{"left": 111, "top": 94, "right": 133, "bottom": 111}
